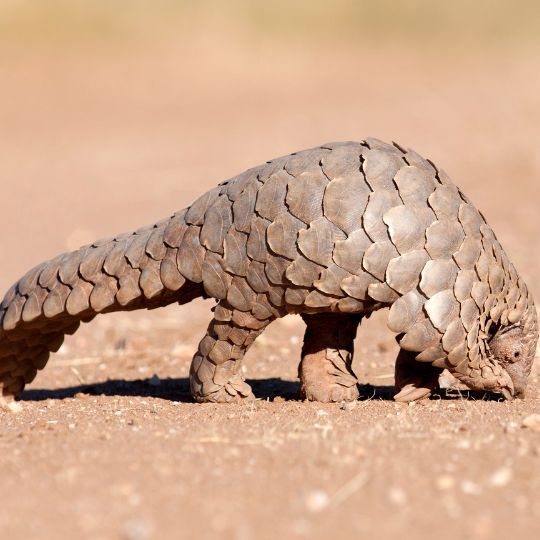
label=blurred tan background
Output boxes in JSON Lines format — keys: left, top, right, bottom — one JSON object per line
{"left": 1, "top": 3, "right": 540, "bottom": 540}
{"left": 1, "top": 0, "right": 539, "bottom": 296}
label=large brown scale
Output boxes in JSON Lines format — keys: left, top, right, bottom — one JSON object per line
{"left": 0, "top": 138, "right": 537, "bottom": 405}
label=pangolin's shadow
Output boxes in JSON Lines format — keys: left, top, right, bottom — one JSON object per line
{"left": 21, "top": 378, "right": 504, "bottom": 403}
{"left": 21, "top": 377, "right": 300, "bottom": 403}
{"left": 358, "top": 384, "right": 505, "bottom": 402}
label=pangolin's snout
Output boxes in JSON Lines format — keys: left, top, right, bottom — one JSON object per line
{"left": 505, "top": 364, "right": 528, "bottom": 400}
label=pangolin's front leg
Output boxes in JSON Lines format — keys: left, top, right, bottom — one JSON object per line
{"left": 299, "top": 313, "right": 361, "bottom": 403}
{"left": 190, "top": 302, "right": 274, "bottom": 403}
{"left": 393, "top": 349, "right": 443, "bottom": 402}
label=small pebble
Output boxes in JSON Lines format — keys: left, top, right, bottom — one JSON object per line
{"left": 122, "top": 518, "right": 152, "bottom": 540}
{"left": 436, "top": 475, "right": 455, "bottom": 490}
{"left": 456, "top": 439, "right": 471, "bottom": 449}
{"left": 522, "top": 414, "right": 540, "bottom": 431}
{"left": 387, "top": 486, "right": 407, "bottom": 506}
{"left": 7, "top": 401, "right": 23, "bottom": 413}
{"left": 504, "top": 421, "right": 519, "bottom": 433}
{"left": 460, "top": 480, "right": 482, "bottom": 496}
{"left": 148, "top": 374, "right": 161, "bottom": 387}
{"left": 489, "top": 467, "right": 513, "bottom": 487}
{"left": 340, "top": 401, "right": 357, "bottom": 411}
{"left": 304, "top": 489, "right": 330, "bottom": 513}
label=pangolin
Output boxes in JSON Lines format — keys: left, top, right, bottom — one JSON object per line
{"left": 0, "top": 138, "right": 537, "bottom": 405}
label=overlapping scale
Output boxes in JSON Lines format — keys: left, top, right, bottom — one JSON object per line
{"left": 425, "top": 220, "right": 465, "bottom": 260}
{"left": 419, "top": 259, "right": 458, "bottom": 298}
{"left": 363, "top": 190, "right": 402, "bottom": 242}
{"left": 383, "top": 205, "right": 425, "bottom": 254}
{"left": 266, "top": 212, "right": 305, "bottom": 260}
{"left": 393, "top": 166, "right": 436, "bottom": 206}
{"left": 285, "top": 168, "right": 328, "bottom": 225}
{"left": 323, "top": 174, "right": 369, "bottom": 234}
{"left": 298, "top": 217, "right": 344, "bottom": 266}
{"left": 200, "top": 195, "right": 232, "bottom": 254}
{"left": 362, "top": 148, "right": 403, "bottom": 191}
{"left": 386, "top": 250, "right": 430, "bottom": 295}
{"left": 255, "top": 170, "right": 290, "bottom": 221}
{"left": 332, "top": 229, "right": 372, "bottom": 274}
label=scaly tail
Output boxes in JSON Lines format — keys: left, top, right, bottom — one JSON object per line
{"left": 0, "top": 208, "right": 206, "bottom": 405}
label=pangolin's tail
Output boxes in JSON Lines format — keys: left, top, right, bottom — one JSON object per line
{"left": 0, "top": 208, "right": 206, "bottom": 404}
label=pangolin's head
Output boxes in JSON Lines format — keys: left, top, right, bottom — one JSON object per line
{"left": 489, "top": 299, "right": 538, "bottom": 399}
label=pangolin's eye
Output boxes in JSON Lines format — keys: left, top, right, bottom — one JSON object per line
{"left": 513, "top": 351, "right": 520, "bottom": 359}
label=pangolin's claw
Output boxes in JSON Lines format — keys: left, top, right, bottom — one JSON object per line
{"left": 394, "top": 383, "right": 433, "bottom": 402}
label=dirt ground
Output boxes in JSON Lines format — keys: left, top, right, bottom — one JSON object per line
{"left": 1, "top": 10, "right": 540, "bottom": 539}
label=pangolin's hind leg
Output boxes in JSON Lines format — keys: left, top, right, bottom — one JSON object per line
{"left": 299, "top": 313, "right": 362, "bottom": 403}
{"left": 190, "top": 303, "right": 274, "bottom": 403}
{"left": 393, "top": 349, "right": 443, "bottom": 402}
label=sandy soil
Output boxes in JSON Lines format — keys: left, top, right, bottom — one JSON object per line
{"left": 1, "top": 34, "right": 540, "bottom": 539}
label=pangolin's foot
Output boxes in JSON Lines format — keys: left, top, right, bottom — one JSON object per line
{"left": 394, "top": 350, "right": 442, "bottom": 402}
{"left": 299, "top": 312, "right": 361, "bottom": 403}
{"left": 191, "top": 373, "right": 254, "bottom": 404}
{"left": 299, "top": 348, "right": 359, "bottom": 403}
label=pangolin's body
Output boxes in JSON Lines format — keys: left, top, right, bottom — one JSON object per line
{"left": 0, "top": 138, "right": 537, "bottom": 404}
